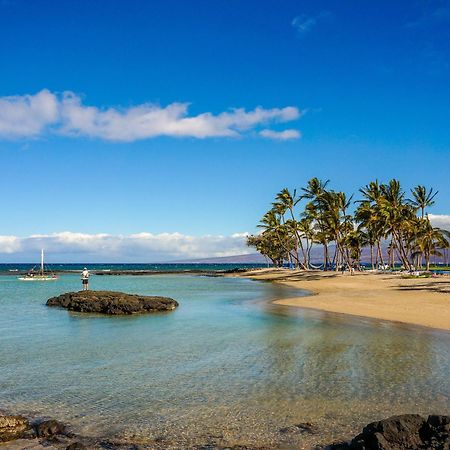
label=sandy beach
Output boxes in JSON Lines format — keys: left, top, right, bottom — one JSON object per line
{"left": 235, "top": 269, "right": 450, "bottom": 332}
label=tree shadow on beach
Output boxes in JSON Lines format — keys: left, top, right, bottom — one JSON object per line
{"left": 249, "top": 269, "right": 340, "bottom": 282}
{"left": 394, "top": 280, "right": 450, "bottom": 294}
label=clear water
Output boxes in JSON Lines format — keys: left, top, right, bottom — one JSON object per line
{"left": 0, "top": 274, "right": 449, "bottom": 448}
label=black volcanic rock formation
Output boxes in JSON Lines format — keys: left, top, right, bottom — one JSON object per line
{"left": 328, "top": 414, "right": 450, "bottom": 450}
{"left": 46, "top": 290, "right": 178, "bottom": 315}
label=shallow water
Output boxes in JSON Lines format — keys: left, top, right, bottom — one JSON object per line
{"left": 0, "top": 274, "right": 449, "bottom": 448}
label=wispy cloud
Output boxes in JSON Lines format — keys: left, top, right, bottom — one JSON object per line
{"left": 429, "top": 214, "right": 450, "bottom": 231}
{"left": 292, "top": 15, "right": 317, "bottom": 34}
{"left": 259, "top": 129, "right": 300, "bottom": 140}
{"left": 0, "top": 231, "right": 251, "bottom": 262}
{"left": 292, "top": 11, "right": 332, "bottom": 36}
{"left": 0, "top": 90, "right": 302, "bottom": 142}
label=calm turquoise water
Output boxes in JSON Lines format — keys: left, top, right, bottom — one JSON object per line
{"left": 0, "top": 274, "right": 449, "bottom": 448}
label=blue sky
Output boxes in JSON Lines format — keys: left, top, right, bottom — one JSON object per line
{"left": 0, "top": 0, "right": 449, "bottom": 261}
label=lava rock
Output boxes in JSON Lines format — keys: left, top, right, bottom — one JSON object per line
{"left": 0, "top": 414, "right": 31, "bottom": 442}
{"left": 223, "top": 268, "right": 248, "bottom": 273}
{"left": 46, "top": 290, "right": 179, "bottom": 315}
{"left": 34, "top": 419, "right": 66, "bottom": 437}
{"left": 328, "top": 414, "right": 450, "bottom": 450}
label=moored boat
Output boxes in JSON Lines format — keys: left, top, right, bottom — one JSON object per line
{"left": 18, "top": 249, "right": 58, "bottom": 281}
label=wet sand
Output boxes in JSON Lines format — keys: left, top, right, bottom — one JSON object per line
{"left": 234, "top": 269, "right": 450, "bottom": 332}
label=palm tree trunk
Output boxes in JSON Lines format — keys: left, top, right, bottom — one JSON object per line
{"left": 304, "top": 237, "right": 310, "bottom": 269}
{"left": 334, "top": 243, "right": 339, "bottom": 272}
{"left": 307, "top": 243, "right": 312, "bottom": 268}
{"left": 288, "top": 208, "right": 308, "bottom": 268}
{"left": 332, "top": 243, "right": 338, "bottom": 270}
{"left": 377, "top": 241, "right": 385, "bottom": 268}
{"left": 274, "top": 229, "right": 300, "bottom": 267}
{"left": 392, "top": 233, "right": 411, "bottom": 270}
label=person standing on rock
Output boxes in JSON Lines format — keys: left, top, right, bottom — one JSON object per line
{"left": 81, "top": 268, "right": 90, "bottom": 291}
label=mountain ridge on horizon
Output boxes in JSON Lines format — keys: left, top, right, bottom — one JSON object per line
{"left": 175, "top": 244, "right": 449, "bottom": 265}
{"left": 171, "top": 253, "right": 267, "bottom": 264}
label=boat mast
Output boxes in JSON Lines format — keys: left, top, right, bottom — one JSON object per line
{"left": 41, "top": 249, "right": 44, "bottom": 275}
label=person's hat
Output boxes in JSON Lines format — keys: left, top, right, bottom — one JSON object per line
{"left": 84, "top": 267, "right": 87, "bottom": 270}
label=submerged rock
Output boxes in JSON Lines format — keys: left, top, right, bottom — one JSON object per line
{"left": 328, "top": 414, "right": 450, "bottom": 450}
{"left": 0, "top": 414, "right": 31, "bottom": 442}
{"left": 46, "top": 290, "right": 179, "bottom": 315}
{"left": 35, "top": 419, "right": 66, "bottom": 437}
{"left": 223, "top": 267, "right": 249, "bottom": 274}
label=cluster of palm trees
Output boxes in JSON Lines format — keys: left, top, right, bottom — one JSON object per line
{"left": 247, "top": 178, "right": 450, "bottom": 271}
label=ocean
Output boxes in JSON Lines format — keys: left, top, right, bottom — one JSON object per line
{"left": 0, "top": 262, "right": 268, "bottom": 274}
{"left": 0, "top": 272, "right": 449, "bottom": 448}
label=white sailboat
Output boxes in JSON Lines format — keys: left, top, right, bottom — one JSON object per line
{"left": 18, "top": 249, "right": 59, "bottom": 281}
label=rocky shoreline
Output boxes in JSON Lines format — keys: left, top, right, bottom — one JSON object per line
{"left": 46, "top": 291, "right": 179, "bottom": 315}
{"left": 1, "top": 413, "right": 448, "bottom": 450}
{"left": 328, "top": 414, "right": 450, "bottom": 450}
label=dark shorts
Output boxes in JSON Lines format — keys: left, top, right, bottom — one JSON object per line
{"left": 82, "top": 279, "right": 89, "bottom": 284}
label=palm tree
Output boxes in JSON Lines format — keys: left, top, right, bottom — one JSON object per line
{"left": 359, "top": 180, "right": 382, "bottom": 204}
{"left": 258, "top": 209, "right": 300, "bottom": 267}
{"left": 297, "top": 216, "right": 315, "bottom": 268}
{"left": 411, "top": 217, "right": 449, "bottom": 271}
{"left": 408, "top": 185, "right": 438, "bottom": 219}
{"left": 247, "top": 232, "right": 289, "bottom": 267}
{"left": 346, "top": 229, "right": 369, "bottom": 270}
{"left": 301, "top": 177, "right": 329, "bottom": 202}
{"left": 355, "top": 201, "right": 379, "bottom": 269}
{"left": 251, "top": 178, "right": 446, "bottom": 271}
{"left": 319, "top": 190, "right": 353, "bottom": 271}
{"left": 301, "top": 178, "right": 331, "bottom": 268}
{"left": 357, "top": 181, "right": 387, "bottom": 268}
{"left": 379, "top": 179, "right": 415, "bottom": 270}
{"left": 273, "top": 188, "right": 307, "bottom": 268}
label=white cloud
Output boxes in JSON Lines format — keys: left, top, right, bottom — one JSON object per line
{"left": 0, "top": 231, "right": 251, "bottom": 262}
{"left": 60, "top": 93, "right": 300, "bottom": 140}
{"left": 259, "top": 129, "right": 301, "bottom": 140}
{"left": 0, "top": 89, "right": 59, "bottom": 138}
{"left": 292, "top": 11, "right": 332, "bottom": 35}
{"left": 292, "top": 15, "right": 317, "bottom": 34}
{"left": 429, "top": 214, "right": 450, "bottom": 231}
{"left": 0, "top": 236, "right": 20, "bottom": 253}
{"left": 0, "top": 89, "right": 302, "bottom": 141}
